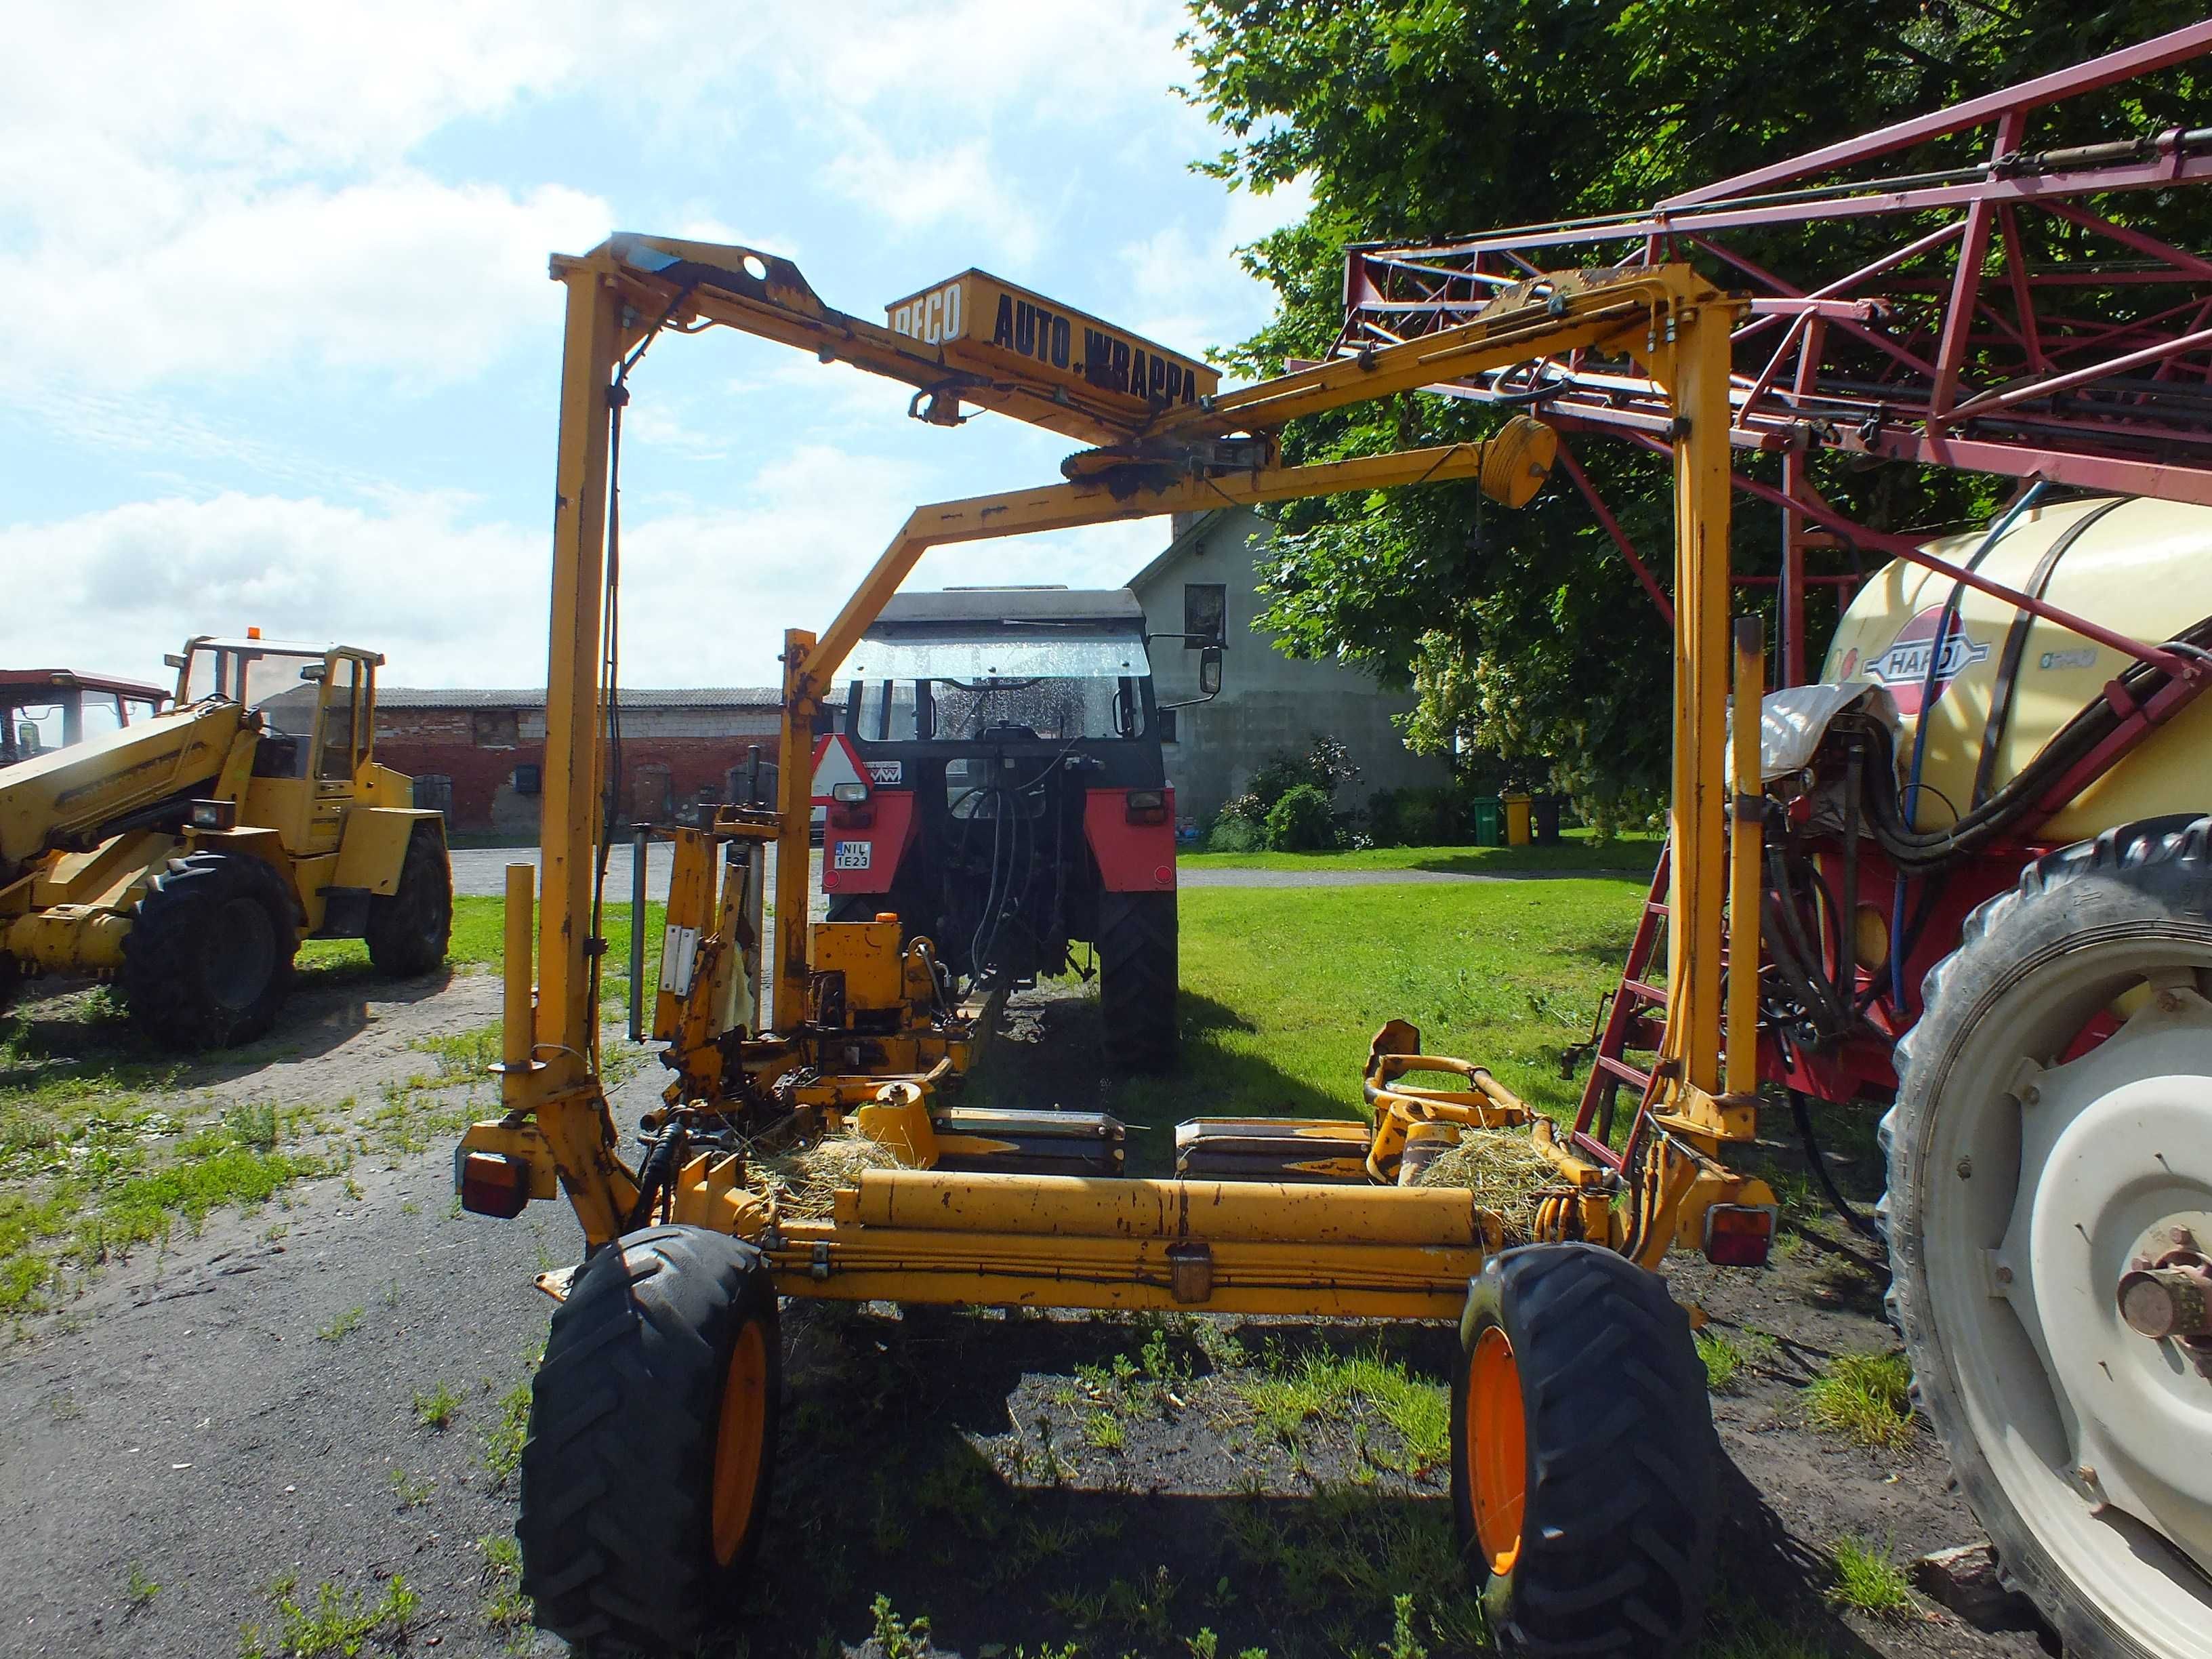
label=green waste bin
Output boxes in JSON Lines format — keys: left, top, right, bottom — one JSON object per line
{"left": 1470, "top": 795, "right": 1504, "bottom": 846}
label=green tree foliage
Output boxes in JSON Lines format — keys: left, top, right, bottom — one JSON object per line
{"left": 1265, "top": 781, "right": 1341, "bottom": 850}
{"left": 1182, "top": 0, "right": 2209, "bottom": 815}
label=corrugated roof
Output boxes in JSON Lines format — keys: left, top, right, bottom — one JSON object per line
{"left": 377, "top": 687, "right": 781, "bottom": 710}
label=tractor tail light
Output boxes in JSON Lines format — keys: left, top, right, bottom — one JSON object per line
{"left": 1126, "top": 790, "right": 1168, "bottom": 825}
{"left": 1704, "top": 1203, "right": 1778, "bottom": 1267}
{"left": 457, "top": 1151, "right": 531, "bottom": 1219}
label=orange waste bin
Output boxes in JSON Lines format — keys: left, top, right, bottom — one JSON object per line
{"left": 1502, "top": 792, "right": 1533, "bottom": 847}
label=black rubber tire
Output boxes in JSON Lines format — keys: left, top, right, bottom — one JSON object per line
{"left": 364, "top": 823, "right": 451, "bottom": 977}
{"left": 1883, "top": 813, "right": 2212, "bottom": 1658}
{"left": 1097, "top": 889, "right": 1177, "bottom": 1071}
{"left": 518, "top": 1225, "right": 781, "bottom": 1657}
{"left": 1452, "top": 1243, "right": 1717, "bottom": 1658}
{"left": 0, "top": 953, "right": 18, "bottom": 1021}
{"left": 121, "top": 850, "right": 299, "bottom": 1050}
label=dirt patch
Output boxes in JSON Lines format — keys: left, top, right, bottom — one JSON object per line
{"left": 0, "top": 971, "right": 2055, "bottom": 1658}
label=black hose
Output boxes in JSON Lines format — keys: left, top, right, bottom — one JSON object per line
{"left": 1787, "top": 1089, "right": 1883, "bottom": 1242}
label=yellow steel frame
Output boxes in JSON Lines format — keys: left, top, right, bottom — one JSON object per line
{"left": 491, "top": 236, "right": 1769, "bottom": 1309}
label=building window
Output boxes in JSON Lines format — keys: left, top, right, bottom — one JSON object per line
{"left": 1184, "top": 583, "right": 1227, "bottom": 649}
{"left": 1158, "top": 708, "right": 1179, "bottom": 743}
{"left": 472, "top": 709, "right": 519, "bottom": 748}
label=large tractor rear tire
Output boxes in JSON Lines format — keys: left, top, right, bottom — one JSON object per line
{"left": 364, "top": 823, "right": 451, "bottom": 978}
{"left": 519, "top": 1225, "right": 781, "bottom": 1657}
{"left": 1097, "top": 889, "right": 1176, "bottom": 1071}
{"left": 121, "top": 850, "right": 299, "bottom": 1050}
{"left": 1885, "top": 815, "right": 2212, "bottom": 1658}
{"left": 1451, "top": 1243, "right": 1717, "bottom": 1658}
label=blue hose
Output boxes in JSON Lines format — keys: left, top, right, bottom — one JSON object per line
{"left": 1889, "top": 483, "right": 2049, "bottom": 1008}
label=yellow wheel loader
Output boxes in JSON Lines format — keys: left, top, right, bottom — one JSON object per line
{"left": 0, "top": 634, "right": 451, "bottom": 1047}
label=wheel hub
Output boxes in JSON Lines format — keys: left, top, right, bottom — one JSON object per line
{"left": 1998, "top": 991, "right": 2212, "bottom": 1580}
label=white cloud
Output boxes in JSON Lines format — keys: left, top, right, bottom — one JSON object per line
{"left": 1120, "top": 173, "right": 1315, "bottom": 361}
{"left": 0, "top": 464, "right": 1173, "bottom": 695}
{"left": 3, "top": 174, "right": 609, "bottom": 391}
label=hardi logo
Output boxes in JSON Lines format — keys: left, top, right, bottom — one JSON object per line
{"left": 1861, "top": 607, "right": 1989, "bottom": 716}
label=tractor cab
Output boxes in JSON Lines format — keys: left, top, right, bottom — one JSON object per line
{"left": 830, "top": 588, "right": 1179, "bottom": 1004}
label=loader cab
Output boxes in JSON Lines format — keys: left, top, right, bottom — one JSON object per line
{"left": 173, "top": 636, "right": 387, "bottom": 853}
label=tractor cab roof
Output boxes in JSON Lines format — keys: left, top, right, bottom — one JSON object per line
{"left": 184, "top": 636, "right": 388, "bottom": 665}
{"left": 869, "top": 588, "right": 1144, "bottom": 633}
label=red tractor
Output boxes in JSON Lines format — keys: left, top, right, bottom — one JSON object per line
{"left": 818, "top": 586, "right": 1218, "bottom": 1070}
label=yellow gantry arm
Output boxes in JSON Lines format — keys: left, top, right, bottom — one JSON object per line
{"left": 508, "top": 237, "right": 1750, "bottom": 1255}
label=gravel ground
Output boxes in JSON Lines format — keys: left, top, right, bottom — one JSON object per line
{"left": 0, "top": 969, "right": 2048, "bottom": 1659}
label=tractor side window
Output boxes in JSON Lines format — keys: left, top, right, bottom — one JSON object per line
{"left": 319, "top": 658, "right": 359, "bottom": 780}
{"left": 847, "top": 680, "right": 919, "bottom": 743}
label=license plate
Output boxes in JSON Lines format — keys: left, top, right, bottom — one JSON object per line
{"left": 832, "top": 842, "right": 872, "bottom": 871}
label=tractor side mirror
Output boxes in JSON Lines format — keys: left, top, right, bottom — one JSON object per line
{"left": 298, "top": 663, "right": 327, "bottom": 683}
{"left": 1197, "top": 647, "right": 1223, "bottom": 698}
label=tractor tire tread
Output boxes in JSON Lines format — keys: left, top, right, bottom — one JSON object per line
{"left": 119, "top": 849, "right": 299, "bottom": 1050}
{"left": 1456, "top": 1244, "right": 1716, "bottom": 1659}
{"left": 518, "top": 1225, "right": 779, "bottom": 1658}
{"left": 1096, "top": 889, "right": 1177, "bottom": 1071}
{"left": 364, "top": 823, "right": 452, "bottom": 978}
{"left": 1883, "top": 811, "right": 2212, "bottom": 1657}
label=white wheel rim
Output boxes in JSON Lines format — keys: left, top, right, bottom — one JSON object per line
{"left": 1921, "top": 932, "right": 2212, "bottom": 1654}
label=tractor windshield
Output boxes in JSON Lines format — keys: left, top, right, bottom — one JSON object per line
{"left": 844, "top": 632, "right": 1151, "bottom": 743}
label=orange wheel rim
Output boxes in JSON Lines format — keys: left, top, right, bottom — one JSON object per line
{"left": 711, "top": 1318, "right": 769, "bottom": 1566}
{"left": 1467, "top": 1326, "right": 1527, "bottom": 1576}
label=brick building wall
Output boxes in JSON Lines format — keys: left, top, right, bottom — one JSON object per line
{"left": 374, "top": 689, "right": 788, "bottom": 834}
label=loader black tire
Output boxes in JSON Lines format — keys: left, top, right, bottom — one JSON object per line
{"left": 1097, "top": 888, "right": 1176, "bottom": 1071}
{"left": 1883, "top": 814, "right": 2212, "bottom": 1659}
{"left": 364, "top": 823, "right": 451, "bottom": 978}
{"left": 518, "top": 1225, "right": 781, "bottom": 1658}
{"left": 121, "top": 850, "right": 299, "bottom": 1050}
{"left": 1452, "top": 1243, "right": 1717, "bottom": 1659}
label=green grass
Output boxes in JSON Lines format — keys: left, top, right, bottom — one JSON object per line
{"left": 413, "top": 1381, "right": 462, "bottom": 1430}
{"left": 1090, "top": 879, "right": 1641, "bottom": 1133}
{"left": 1695, "top": 1327, "right": 1772, "bottom": 1393}
{"left": 1826, "top": 1536, "right": 1917, "bottom": 1616}
{"left": 1178, "top": 830, "right": 1662, "bottom": 876}
{"left": 1805, "top": 1350, "right": 1917, "bottom": 1449}
{"left": 1235, "top": 1344, "right": 1450, "bottom": 1475}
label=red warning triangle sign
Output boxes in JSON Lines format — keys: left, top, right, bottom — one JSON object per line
{"left": 811, "top": 733, "right": 867, "bottom": 804}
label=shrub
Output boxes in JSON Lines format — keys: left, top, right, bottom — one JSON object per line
{"left": 1264, "top": 784, "right": 1339, "bottom": 852}
{"left": 1204, "top": 815, "right": 1263, "bottom": 854}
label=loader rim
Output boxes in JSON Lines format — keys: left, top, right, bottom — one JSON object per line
{"left": 1467, "top": 1326, "right": 1525, "bottom": 1575}
{"left": 1887, "top": 816, "right": 2212, "bottom": 1658}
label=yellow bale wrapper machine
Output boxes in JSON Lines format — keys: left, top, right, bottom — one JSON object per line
{"left": 459, "top": 237, "right": 1782, "bottom": 1657}
{"left": 0, "top": 635, "right": 452, "bottom": 1046}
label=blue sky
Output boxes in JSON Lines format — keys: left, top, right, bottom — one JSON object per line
{"left": 0, "top": 2, "right": 1306, "bottom": 690}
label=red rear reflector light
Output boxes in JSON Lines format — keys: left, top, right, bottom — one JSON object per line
{"left": 458, "top": 1151, "right": 530, "bottom": 1219}
{"left": 830, "top": 804, "right": 874, "bottom": 828}
{"left": 1703, "top": 1203, "right": 1777, "bottom": 1267}
{"left": 1126, "top": 790, "right": 1167, "bottom": 825}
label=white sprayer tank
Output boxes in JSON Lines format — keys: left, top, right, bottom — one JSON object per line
{"left": 1822, "top": 494, "right": 2212, "bottom": 844}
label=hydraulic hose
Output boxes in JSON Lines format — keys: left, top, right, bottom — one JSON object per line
{"left": 1893, "top": 483, "right": 2047, "bottom": 1004}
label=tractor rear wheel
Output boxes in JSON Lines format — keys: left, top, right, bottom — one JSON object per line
{"left": 1885, "top": 815, "right": 2212, "bottom": 1658}
{"left": 1097, "top": 889, "right": 1176, "bottom": 1071}
{"left": 1451, "top": 1243, "right": 1717, "bottom": 1658}
{"left": 364, "top": 823, "right": 451, "bottom": 977}
{"left": 121, "top": 850, "right": 298, "bottom": 1049}
{"left": 519, "top": 1225, "right": 781, "bottom": 1656}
